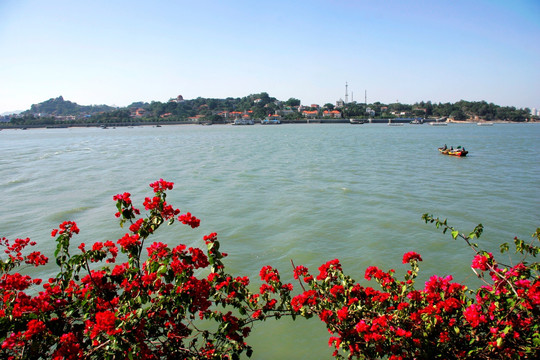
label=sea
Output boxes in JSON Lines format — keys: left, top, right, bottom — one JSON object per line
{"left": 1, "top": 123, "right": 539, "bottom": 358}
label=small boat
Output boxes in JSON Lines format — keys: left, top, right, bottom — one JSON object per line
{"left": 409, "top": 119, "right": 423, "bottom": 125}
{"left": 350, "top": 118, "right": 366, "bottom": 124}
{"left": 232, "top": 119, "right": 254, "bottom": 125}
{"left": 477, "top": 122, "right": 493, "bottom": 126}
{"left": 261, "top": 119, "right": 280, "bottom": 125}
{"left": 430, "top": 118, "right": 448, "bottom": 126}
{"left": 438, "top": 146, "right": 468, "bottom": 157}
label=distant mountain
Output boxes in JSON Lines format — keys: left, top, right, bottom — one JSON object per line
{"left": 22, "top": 96, "right": 115, "bottom": 116}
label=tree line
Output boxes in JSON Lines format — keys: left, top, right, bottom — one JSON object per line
{"left": 2, "top": 94, "right": 534, "bottom": 127}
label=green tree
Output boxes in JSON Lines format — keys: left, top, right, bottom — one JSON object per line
{"left": 324, "top": 103, "right": 335, "bottom": 110}
{"left": 285, "top": 98, "right": 301, "bottom": 107}
{"left": 450, "top": 109, "right": 467, "bottom": 120}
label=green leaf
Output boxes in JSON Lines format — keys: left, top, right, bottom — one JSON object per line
{"left": 451, "top": 230, "right": 459, "bottom": 239}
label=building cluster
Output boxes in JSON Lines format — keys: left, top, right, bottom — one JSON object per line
{"left": 160, "top": 95, "right": 345, "bottom": 122}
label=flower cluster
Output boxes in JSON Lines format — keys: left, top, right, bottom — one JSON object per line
{"left": 289, "top": 216, "right": 540, "bottom": 359}
{"left": 149, "top": 178, "right": 174, "bottom": 193}
{"left": 178, "top": 212, "right": 200, "bottom": 228}
{"left": 0, "top": 180, "right": 294, "bottom": 360}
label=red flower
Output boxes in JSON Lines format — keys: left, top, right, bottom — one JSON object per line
{"left": 337, "top": 306, "right": 349, "bottom": 321}
{"left": 319, "top": 309, "right": 333, "bottom": 323}
{"left": 365, "top": 266, "right": 382, "bottom": 280}
{"left": 402, "top": 251, "right": 422, "bottom": 264}
{"left": 203, "top": 232, "right": 217, "bottom": 244}
{"left": 117, "top": 233, "right": 140, "bottom": 251}
{"left": 149, "top": 178, "right": 174, "bottom": 193}
{"left": 463, "top": 304, "right": 487, "bottom": 328}
{"left": 439, "top": 331, "right": 450, "bottom": 343}
{"left": 330, "top": 285, "right": 345, "bottom": 297}
{"left": 87, "top": 311, "right": 120, "bottom": 339}
{"left": 178, "top": 212, "right": 200, "bottom": 228}
{"left": 317, "top": 259, "right": 341, "bottom": 280}
{"left": 51, "top": 221, "right": 79, "bottom": 237}
{"left": 129, "top": 218, "right": 145, "bottom": 233}
{"left": 293, "top": 265, "right": 309, "bottom": 279}
{"left": 25, "top": 319, "right": 47, "bottom": 339}
{"left": 112, "top": 192, "right": 132, "bottom": 204}
{"left": 472, "top": 253, "right": 493, "bottom": 271}
{"left": 24, "top": 251, "right": 48, "bottom": 266}
{"left": 264, "top": 299, "right": 277, "bottom": 310}
{"left": 260, "top": 266, "right": 279, "bottom": 283}
{"left": 355, "top": 320, "right": 369, "bottom": 333}
{"left": 291, "top": 290, "right": 318, "bottom": 311}
{"left": 189, "top": 247, "right": 209, "bottom": 268}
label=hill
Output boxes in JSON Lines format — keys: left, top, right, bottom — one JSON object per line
{"left": 22, "top": 96, "right": 115, "bottom": 116}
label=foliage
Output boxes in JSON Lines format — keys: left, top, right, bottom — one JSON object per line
{"left": 290, "top": 215, "right": 538, "bottom": 359}
{"left": 285, "top": 98, "right": 301, "bottom": 107}
{"left": 0, "top": 180, "right": 293, "bottom": 359}
{"left": 4, "top": 94, "right": 533, "bottom": 127}
{"left": 1, "top": 181, "right": 538, "bottom": 359}
{"left": 23, "top": 96, "right": 114, "bottom": 117}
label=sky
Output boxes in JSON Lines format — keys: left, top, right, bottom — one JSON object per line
{"left": 1, "top": 0, "right": 539, "bottom": 114}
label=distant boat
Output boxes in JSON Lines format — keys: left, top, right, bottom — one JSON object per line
{"left": 477, "top": 122, "right": 493, "bottom": 126}
{"left": 430, "top": 119, "right": 447, "bottom": 126}
{"left": 438, "top": 146, "right": 468, "bottom": 157}
{"left": 349, "top": 118, "right": 366, "bottom": 124}
{"left": 409, "top": 119, "right": 423, "bottom": 125}
{"left": 232, "top": 118, "right": 254, "bottom": 125}
{"left": 261, "top": 119, "right": 280, "bottom": 125}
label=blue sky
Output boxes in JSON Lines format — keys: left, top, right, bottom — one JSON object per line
{"left": 1, "top": 0, "right": 539, "bottom": 113}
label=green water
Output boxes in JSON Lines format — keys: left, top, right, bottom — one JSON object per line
{"left": 1, "top": 123, "right": 539, "bottom": 358}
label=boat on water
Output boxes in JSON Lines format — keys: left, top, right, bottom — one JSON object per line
{"left": 409, "top": 119, "right": 424, "bottom": 125}
{"left": 477, "top": 122, "right": 493, "bottom": 126}
{"left": 430, "top": 118, "right": 448, "bottom": 126}
{"left": 261, "top": 119, "right": 280, "bottom": 125}
{"left": 232, "top": 118, "right": 254, "bottom": 125}
{"left": 349, "top": 118, "right": 366, "bottom": 124}
{"left": 438, "top": 146, "right": 468, "bottom": 157}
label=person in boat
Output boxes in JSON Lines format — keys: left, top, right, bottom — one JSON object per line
{"left": 450, "top": 146, "right": 453, "bottom": 150}
{"left": 442, "top": 144, "right": 447, "bottom": 150}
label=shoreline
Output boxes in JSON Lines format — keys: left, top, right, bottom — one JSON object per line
{"left": 0, "top": 119, "right": 537, "bottom": 131}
